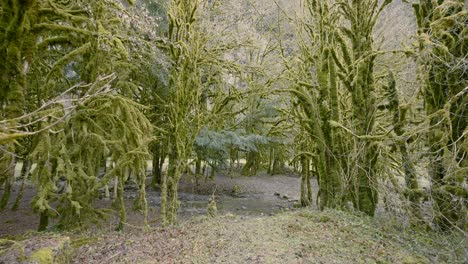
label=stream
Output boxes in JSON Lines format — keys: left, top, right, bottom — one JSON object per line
{"left": 125, "top": 190, "right": 299, "bottom": 218}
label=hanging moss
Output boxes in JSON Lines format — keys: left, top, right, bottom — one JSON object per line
{"left": 413, "top": 1, "right": 467, "bottom": 230}
{"left": 0, "top": 0, "right": 170, "bottom": 230}
{"left": 292, "top": 0, "right": 392, "bottom": 216}
{"left": 29, "top": 90, "right": 153, "bottom": 230}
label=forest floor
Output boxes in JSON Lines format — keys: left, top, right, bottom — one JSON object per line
{"left": 0, "top": 170, "right": 306, "bottom": 237}
{"left": 1, "top": 209, "right": 466, "bottom": 263}
{"left": 1, "top": 171, "right": 466, "bottom": 263}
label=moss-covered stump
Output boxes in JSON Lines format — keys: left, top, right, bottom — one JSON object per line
{"left": 0, "top": 236, "right": 72, "bottom": 264}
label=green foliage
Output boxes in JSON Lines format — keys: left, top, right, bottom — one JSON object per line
{"left": 195, "top": 128, "right": 270, "bottom": 173}
{"left": 30, "top": 88, "right": 152, "bottom": 229}
{"left": 0, "top": 0, "right": 160, "bottom": 230}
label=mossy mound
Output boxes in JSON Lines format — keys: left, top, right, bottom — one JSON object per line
{"left": 29, "top": 248, "right": 53, "bottom": 264}
{"left": 0, "top": 236, "right": 72, "bottom": 264}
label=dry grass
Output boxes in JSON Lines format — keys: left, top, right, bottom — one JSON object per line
{"left": 3, "top": 210, "right": 459, "bottom": 263}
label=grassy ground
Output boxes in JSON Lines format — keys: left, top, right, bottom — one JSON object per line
{"left": 1, "top": 172, "right": 466, "bottom": 263}
{"left": 3, "top": 209, "right": 464, "bottom": 264}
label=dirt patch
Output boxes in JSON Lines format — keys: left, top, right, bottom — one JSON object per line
{"left": 179, "top": 170, "right": 308, "bottom": 200}
{"left": 0, "top": 185, "right": 39, "bottom": 238}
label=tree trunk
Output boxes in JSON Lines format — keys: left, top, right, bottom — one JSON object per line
{"left": 117, "top": 174, "right": 126, "bottom": 231}
{"left": 300, "top": 156, "right": 312, "bottom": 207}
{"left": 160, "top": 159, "right": 168, "bottom": 226}
{"left": 12, "top": 160, "right": 31, "bottom": 210}
{"left": 242, "top": 151, "right": 259, "bottom": 176}
{"left": 151, "top": 144, "right": 164, "bottom": 189}
{"left": 0, "top": 143, "right": 17, "bottom": 211}
{"left": 267, "top": 148, "right": 273, "bottom": 174}
{"left": 38, "top": 211, "right": 49, "bottom": 232}
{"left": 195, "top": 155, "right": 202, "bottom": 186}
{"left": 161, "top": 149, "right": 182, "bottom": 226}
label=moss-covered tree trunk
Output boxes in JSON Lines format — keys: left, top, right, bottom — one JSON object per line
{"left": 195, "top": 154, "right": 202, "bottom": 186}
{"left": 242, "top": 151, "right": 259, "bottom": 176}
{"left": 11, "top": 160, "right": 31, "bottom": 210}
{"left": 333, "top": 0, "right": 393, "bottom": 216}
{"left": 413, "top": 1, "right": 467, "bottom": 229}
{"left": 150, "top": 143, "right": 165, "bottom": 189}
{"left": 159, "top": 0, "right": 206, "bottom": 225}
{"left": 267, "top": 147, "right": 274, "bottom": 175}
{"left": 270, "top": 146, "right": 286, "bottom": 175}
{"left": 165, "top": 149, "right": 182, "bottom": 225}
{"left": 296, "top": 0, "right": 392, "bottom": 216}
{"left": 294, "top": 0, "right": 344, "bottom": 210}
{"left": 0, "top": 0, "right": 38, "bottom": 210}
{"left": 300, "top": 155, "right": 312, "bottom": 207}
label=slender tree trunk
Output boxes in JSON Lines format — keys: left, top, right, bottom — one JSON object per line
{"left": 138, "top": 172, "right": 148, "bottom": 227}
{"left": 242, "top": 151, "right": 259, "bottom": 176}
{"left": 151, "top": 144, "right": 162, "bottom": 189}
{"left": 195, "top": 155, "right": 202, "bottom": 186}
{"left": 113, "top": 176, "right": 118, "bottom": 200}
{"left": 38, "top": 211, "right": 49, "bottom": 232}
{"left": 166, "top": 154, "right": 181, "bottom": 225}
{"left": 307, "top": 158, "right": 312, "bottom": 204}
{"left": 104, "top": 158, "right": 110, "bottom": 200}
{"left": 12, "top": 160, "right": 31, "bottom": 210}
{"left": 267, "top": 148, "right": 274, "bottom": 174}
{"left": 0, "top": 145, "right": 16, "bottom": 211}
{"left": 300, "top": 156, "right": 312, "bottom": 207}
{"left": 117, "top": 174, "right": 126, "bottom": 231}
{"left": 160, "top": 160, "right": 168, "bottom": 226}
